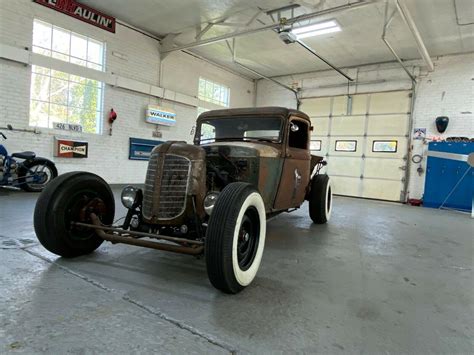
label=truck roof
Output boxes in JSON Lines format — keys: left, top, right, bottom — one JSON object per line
{"left": 197, "top": 106, "right": 310, "bottom": 123}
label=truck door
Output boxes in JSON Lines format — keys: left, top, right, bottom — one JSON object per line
{"left": 274, "top": 117, "right": 311, "bottom": 210}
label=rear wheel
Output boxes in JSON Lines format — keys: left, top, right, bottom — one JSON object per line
{"left": 19, "top": 158, "right": 58, "bottom": 192}
{"left": 34, "top": 172, "right": 115, "bottom": 257}
{"left": 205, "top": 183, "right": 266, "bottom": 294}
{"left": 308, "top": 174, "right": 332, "bottom": 224}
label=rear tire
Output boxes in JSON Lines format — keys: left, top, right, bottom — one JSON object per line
{"left": 205, "top": 183, "right": 266, "bottom": 294}
{"left": 34, "top": 172, "right": 115, "bottom": 258}
{"left": 19, "top": 158, "right": 58, "bottom": 192}
{"left": 308, "top": 174, "right": 332, "bottom": 224}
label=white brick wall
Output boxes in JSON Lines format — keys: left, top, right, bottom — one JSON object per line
{"left": 0, "top": 0, "right": 254, "bottom": 184}
{"left": 256, "top": 53, "right": 474, "bottom": 200}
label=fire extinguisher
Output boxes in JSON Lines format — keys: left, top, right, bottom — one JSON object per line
{"left": 108, "top": 108, "right": 117, "bottom": 136}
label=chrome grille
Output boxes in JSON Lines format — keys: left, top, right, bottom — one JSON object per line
{"left": 143, "top": 153, "right": 190, "bottom": 221}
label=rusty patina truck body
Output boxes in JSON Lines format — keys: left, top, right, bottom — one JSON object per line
{"left": 34, "top": 107, "right": 333, "bottom": 293}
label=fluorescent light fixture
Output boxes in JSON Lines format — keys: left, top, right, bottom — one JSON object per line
{"left": 292, "top": 20, "right": 341, "bottom": 39}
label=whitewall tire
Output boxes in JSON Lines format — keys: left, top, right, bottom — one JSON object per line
{"left": 205, "top": 182, "right": 266, "bottom": 294}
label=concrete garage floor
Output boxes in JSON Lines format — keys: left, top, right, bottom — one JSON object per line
{"left": 1, "top": 186, "right": 472, "bottom": 354}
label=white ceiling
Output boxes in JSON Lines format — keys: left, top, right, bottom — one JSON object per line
{"left": 80, "top": 0, "right": 474, "bottom": 78}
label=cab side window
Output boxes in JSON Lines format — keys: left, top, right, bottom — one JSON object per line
{"left": 288, "top": 120, "right": 309, "bottom": 149}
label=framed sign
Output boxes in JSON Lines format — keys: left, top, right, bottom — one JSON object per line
{"left": 146, "top": 105, "right": 176, "bottom": 126}
{"left": 129, "top": 137, "right": 164, "bottom": 161}
{"left": 335, "top": 140, "right": 357, "bottom": 152}
{"left": 54, "top": 137, "right": 88, "bottom": 158}
{"left": 33, "top": 0, "right": 116, "bottom": 33}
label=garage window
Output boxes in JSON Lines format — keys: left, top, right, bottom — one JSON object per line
{"left": 372, "top": 140, "right": 398, "bottom": 153}
{"left": 32, "top": 19, "right": 105, "bottom": 71}
{"left": 335, "top": 140, "right": 357, "bottom": 152}
{"left": 198, "top": 78, "right": 230, "bottom": 107}
{"left": 29, "top": 66, "right": 104, "bottom": 134}
{"left": 310, "top": 140, "right": 322, "bottom": 151}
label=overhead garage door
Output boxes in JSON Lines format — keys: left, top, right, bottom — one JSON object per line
{"left": 302, "top": 90, "right": 412, "bottom": 202}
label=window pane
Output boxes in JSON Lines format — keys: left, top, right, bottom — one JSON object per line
{"left": 50, "top": 78, "right": 68, "bottom": 105}
{"left": 33, "top": 46, "right": 51, "bottom": 56}
{"left": 49, "top": 104, "right": 68, "bottom": 125}
{"left": 87, "top": 39, "right": 103, "bottom": 65}
{"left": 32, "top": 65, "right": 50, "bottom": 75}
{"left": 335, "top": 140, "right": 357, "bottom": 152}
{"left": 87, "top": 62, "right": 102, "bottom": 71}
{"left": 82, "top": 85, "right": 100, "bottom": 111}
{"left": 80, "top": 109, "right": 99, "bottom": 133}
{"left": 52, "top": 27, "right": 70, "bottom": 55}
{"left": 198, "top": 79, "right": 205, "bottom": 96}
{"left": 30, "top": 73, "right": 50, "bottom": 101}
{"left": 70, "top": 34, "right": 87, "bottom": 60}
{"left": 33, "top": 20, "right": 52, "bottom": 49}
{"left": 70, "top": 57, "right": 86, "bottom": 67}
{"left": 29, "top": 100, "right": 49, "bottom": 127}
{"left": 52, "top": 51, "right": 69, "bottom": 61}
{"left": 51, "top": 70, "right": 69, "bottom": 80}
{"left": 372, "top": 141, "right": 398, "bottom": 153}
{"left": 67, "top": 107, "right": 82, "bottom": 125}
{"left": 68, "top": 82, "right": 85, "bottom": 108}
{"left": 69, "top": 74, "right": 87, "bottom": 85}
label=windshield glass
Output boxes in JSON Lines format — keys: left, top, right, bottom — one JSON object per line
{"left": 195, "top": 116, "right": 283, "bottom": 144}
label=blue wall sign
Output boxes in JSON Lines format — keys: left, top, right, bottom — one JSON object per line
{"left": 129, "top": 137, "right": 164, "bottom": 161}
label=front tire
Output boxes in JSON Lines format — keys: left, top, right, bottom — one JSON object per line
{"left": 205, "top": 183, "right": 266, "bottom": 294}
{"left": 34, "top": 172, "right": 115, "bottom": 258}
{"left": 308, "top": 174, "right": 332, "bottom": 224}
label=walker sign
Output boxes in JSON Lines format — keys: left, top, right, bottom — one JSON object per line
{"left": 33, "top": 0, "right": 116, "bottom": 33}
{"left": 54, "top": 138, "right": 89, "bottom": 158}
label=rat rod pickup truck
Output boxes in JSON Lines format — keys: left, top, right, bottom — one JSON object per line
{"left": 34, "top": 107, "right": 333, "bottom": 293}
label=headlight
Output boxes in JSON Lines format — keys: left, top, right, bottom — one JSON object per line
{"left": 121, "top": 185, "right": 138, "bottom": 209}
{"left": 204, "top": 192, "right": 219, "bottom": 215}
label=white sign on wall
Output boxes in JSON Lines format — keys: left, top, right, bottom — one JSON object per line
{"left": 146, "top": 105, "right": 176, "bottom": 126}
{"left": 53, "top": 122, "right": 83, "bottom": 132}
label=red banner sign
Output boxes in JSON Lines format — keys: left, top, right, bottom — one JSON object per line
{"left": 33, "top": 0, "right": 116, "bottom": 33}
{"left": 54, "top": 138, "right": 89, "bottom": 158}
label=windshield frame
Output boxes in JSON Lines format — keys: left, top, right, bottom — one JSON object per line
{"left": 194, "top": 115, "right": 285, "bottom": 145}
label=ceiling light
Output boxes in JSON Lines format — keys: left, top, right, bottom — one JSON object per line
{"left": 292, "top": 20, "right": 341, "bottom": 39}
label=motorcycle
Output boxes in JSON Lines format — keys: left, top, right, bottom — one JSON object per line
{"left": 0, "top": 127, "right": 58, "bottom": 192}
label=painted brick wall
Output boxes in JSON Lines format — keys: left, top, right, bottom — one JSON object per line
{"left": 0, "top": 0, "right": 254, "bottom": 184}
{"left": 256, "top": 53, "right": 474, "bottom": 200}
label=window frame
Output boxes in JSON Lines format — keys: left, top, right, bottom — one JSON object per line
{"left": 32, "top": 19, "right": 106, "bottom": 72}
{"left": 372, "top": 140, "right": 398, "bottom": 153}
{"left": 198, "top": 77, "right": 230, "bottom": 107}
{"left": 335, "top": 140, "right": 357, "bottom": 152}
{"left": 29, "top": 65, "right": 105, "bottom": 134}
{"left": 310, "top": 139, "right": 322, "bottom": 152}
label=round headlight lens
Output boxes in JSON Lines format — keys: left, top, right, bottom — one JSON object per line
{"left": 204, "top": 192, "right": 219, "bottom": 215}
{"left": 121, "top": 185, "right": 138, "bottom": 209}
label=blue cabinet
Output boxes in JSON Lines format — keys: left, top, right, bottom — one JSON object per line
{"left": 424, "top": 142, "right": 473, "bottom": 211}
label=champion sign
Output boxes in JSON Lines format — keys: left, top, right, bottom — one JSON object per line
{"left": 33, "top": 0, "right": 116, "bottom": 33}
{"left": 54, "top": 138, "right": 88, "bottom": 158}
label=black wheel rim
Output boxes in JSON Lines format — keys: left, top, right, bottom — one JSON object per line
{"left": 237, "top": 206, "right": 260, "bottom": 271}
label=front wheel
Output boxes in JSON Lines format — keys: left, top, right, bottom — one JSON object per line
{"left": 19, "top": 158, "right": 58, "bottom": 192}
{"left": 205, "top": 183, "right": 266, "bottom": 294}
{"left": 308, "top": 174, "right": 332, "bottom": 224}
{"left": 34, "top": 172, "right": 115, "bottom": 258}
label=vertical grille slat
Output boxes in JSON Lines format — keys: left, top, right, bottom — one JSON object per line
{"left": 143, "top": 153, "right": 190, "bottom": 221}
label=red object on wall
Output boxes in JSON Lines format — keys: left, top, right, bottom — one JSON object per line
{"left": 108, "top": 108, "right": 117, "bottom": 124}
{"left": 33, "top": 0, "right": 116, "bottom": 33}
